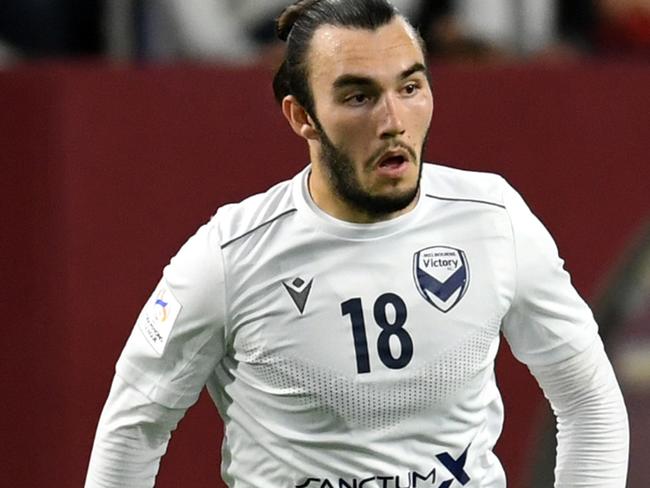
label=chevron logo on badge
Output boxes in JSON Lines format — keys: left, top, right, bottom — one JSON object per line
{"left": 413, "top": 246, "right": 469, "bottom": 313}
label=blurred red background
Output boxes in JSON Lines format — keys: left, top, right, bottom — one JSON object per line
{"left": 1, "top": 61, "right": 648, "bottom": 487}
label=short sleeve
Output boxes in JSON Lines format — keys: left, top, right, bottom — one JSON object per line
{"left": 115, "top": 219, "right": 227, "bottom": 409}
{"left": 501, "top": 181, "right": 598, "bottom": 366}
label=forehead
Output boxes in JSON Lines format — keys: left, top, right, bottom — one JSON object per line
{"left": 307, "top": 17, "right": 425, "bottom": 85}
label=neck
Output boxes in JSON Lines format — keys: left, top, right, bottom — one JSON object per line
{"left": 307, "top": 163, "right": 419, "bottom": 224}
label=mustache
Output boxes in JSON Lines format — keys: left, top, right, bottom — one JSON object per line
{"left": 366, "top": 141, "right": 418, "bottom": 166}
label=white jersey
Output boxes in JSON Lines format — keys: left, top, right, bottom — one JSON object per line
{"left": 115, "top": 163, "right": 599, "bottom": 488}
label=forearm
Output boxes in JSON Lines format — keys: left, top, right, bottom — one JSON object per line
{"left": 529, "top": 339, "right": 629, "bottom": 487}
{"left": 85, "top": 375, "right": 186, "bottom": 488}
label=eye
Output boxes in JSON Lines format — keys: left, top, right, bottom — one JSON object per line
{"left": 402, "top": 82, "right": 420, "bottom": 96}
{"left": 344, "top": 93, "right": 370, "bottom": 106}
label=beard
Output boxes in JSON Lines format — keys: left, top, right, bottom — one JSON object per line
{"left": 315, "top": 123, "right": 427, "bottom": 219}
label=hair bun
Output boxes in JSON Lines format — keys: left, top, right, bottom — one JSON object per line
{"left": 276, "top": 0, "right": 322, "bottom": 41}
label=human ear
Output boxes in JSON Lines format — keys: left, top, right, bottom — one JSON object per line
{"left": 281, "top": 95, "right": 319, "bottom": 141}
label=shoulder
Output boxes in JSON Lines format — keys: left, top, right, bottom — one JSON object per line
{"left": 420, "top": 162, "right": 508, "bottom": 209}
{"left": 162, "top": 174, "right": 299, "bottom": 293}
{"left": 212, "top": 175, "right": 299, "bottom": 249}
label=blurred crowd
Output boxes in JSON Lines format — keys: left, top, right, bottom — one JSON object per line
{"left": 0, "top": 0, "right": 648, "bottom": 67}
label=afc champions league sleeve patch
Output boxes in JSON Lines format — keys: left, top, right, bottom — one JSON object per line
{"left": 413, "top": 246, "right": 470, "bottom": 313}
{"left": 137, "top": 282, "right": 182, "bottom": 356}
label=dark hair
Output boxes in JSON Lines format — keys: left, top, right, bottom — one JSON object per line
{"left": 272, "top": 0, "right": 403, "bottom": 118}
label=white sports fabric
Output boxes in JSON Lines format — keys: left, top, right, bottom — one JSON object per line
{"left": 86, "top": 163, "right": 628, "bottom": 487}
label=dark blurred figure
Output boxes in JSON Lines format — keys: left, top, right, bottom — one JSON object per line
{"left": 414, "top": 0, "right": 649, "bottom": 62}
{"left": 415, "top": 0, "right": 494, "bottom": 61}
{"left": 0, "top": 0, "right": 104, "bottom": 61}
{"left": 556, "top": 0, "right": 650, "bottom": 58}
{"left": 415, "top": 0, "right": 551, "bottom": 62}
{"left": 557, "top": 0, "right": 599, "bottom": 53}
{"left": 596, "top": 0, "right": 650, "bottom": 57}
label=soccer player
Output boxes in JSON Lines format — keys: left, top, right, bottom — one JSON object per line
{"left": 84, "top": 0, "right": 629, "bottom": 486}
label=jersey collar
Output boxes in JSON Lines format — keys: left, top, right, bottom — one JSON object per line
{"left": 292, "top": 165, "right": 426, "bottom": 240}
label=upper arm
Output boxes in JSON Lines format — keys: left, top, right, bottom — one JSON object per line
{"left": 500, "top": 181, "right": 598, "bottom": 366}
{"left": 115, "top": 219, "right": 228, "bottom": 409}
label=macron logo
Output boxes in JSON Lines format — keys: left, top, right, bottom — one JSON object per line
{"left": 283, "top": 277, "right": 313, "bottom": 314}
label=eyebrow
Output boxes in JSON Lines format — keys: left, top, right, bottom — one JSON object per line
{"left": 332, "top": 62, "right": 427, "bottom": 90}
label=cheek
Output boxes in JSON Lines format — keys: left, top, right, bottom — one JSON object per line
{"left": 410, "top": 97, "right": 434, "bottom": 134}
{"left": 324, "top": 116, "right": 375, "bottom": 157}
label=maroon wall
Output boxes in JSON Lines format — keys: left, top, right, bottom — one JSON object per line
{"left": 1, "top": 61, "right": 648, "bottom": 487}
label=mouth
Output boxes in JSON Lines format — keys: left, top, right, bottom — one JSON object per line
{"left": 375, "top": 149, "right": 411, "bottom": 176}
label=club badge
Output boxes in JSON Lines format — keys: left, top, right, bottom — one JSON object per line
{"left": 413, "top": 246, "right": 469, "bottom": 313}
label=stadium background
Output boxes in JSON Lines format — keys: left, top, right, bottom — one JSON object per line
{"left": 1, "top": 59, "right": 648, "bottom": 487}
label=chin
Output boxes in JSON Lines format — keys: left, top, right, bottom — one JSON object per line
{"left": 365, "top": 185, "right": 419, "bottom": 216}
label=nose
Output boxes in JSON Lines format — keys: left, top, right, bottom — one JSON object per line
{"left": 377, "top": 93, "right": 405, "bottom": 139}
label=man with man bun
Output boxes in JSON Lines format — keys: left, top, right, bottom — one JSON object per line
{"left": 85, "top": 0, "right": 628, "bottom": 486}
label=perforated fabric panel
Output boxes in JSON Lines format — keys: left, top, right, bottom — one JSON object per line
{"left": 241, "top": 318, "right": 501, "bottom": 431}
